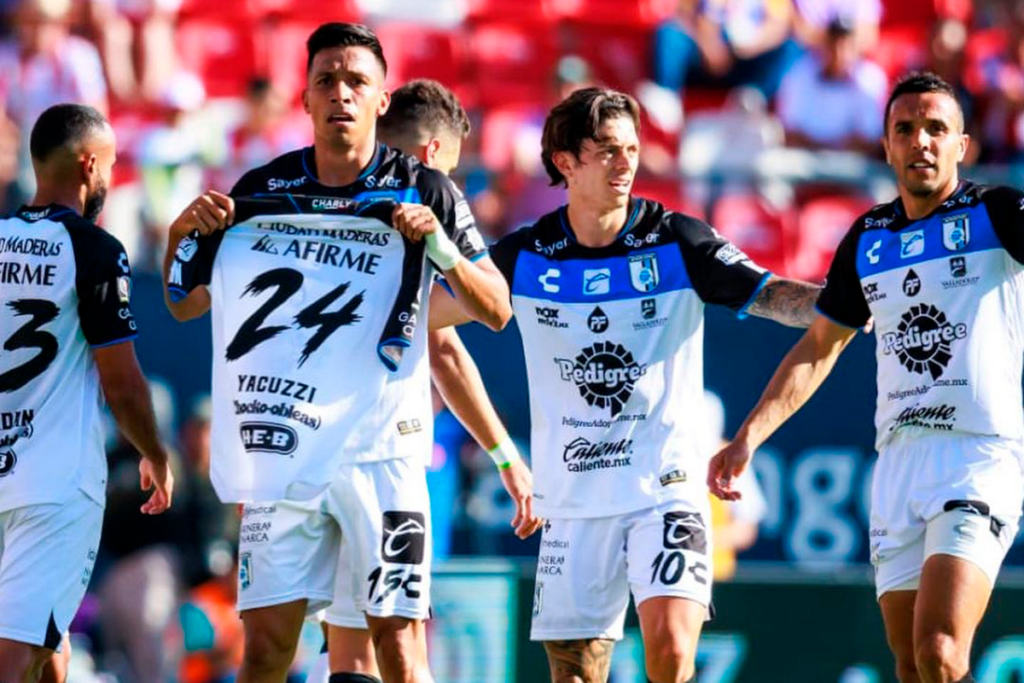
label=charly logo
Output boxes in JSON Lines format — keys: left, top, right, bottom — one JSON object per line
{"left": 942, "top": 214, "right": 970, "bottom": 251}
{"left": 866, "top": 239, "right": 882, "bottom": 265}
{"left": 882, "top": 304, "right": 967, "bottom": 379}
{"left": 555, "top": 342, "right": 647, "bottom": 416}
{"left": 0, "top": 449, "right": 16, "bottom": 477}
{"left": 239, "top": 422, "right": 298, "bottom": 455}
{"left": 381, "top": 511, "right": 426, "bottom": 565}
{"left": 588, "top": 306, "right": 608, "bottom": 333}
{"left": 628, "top": 253, "right": 659, "bottom": 292}
{"left": 662, "top": 511, "right": 707, "bottom": 552}
{"left": 902, "top": 269, "right": 921, "bottom": 297}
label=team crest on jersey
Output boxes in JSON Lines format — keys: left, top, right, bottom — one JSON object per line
{"left": 239, "top": 552, "right": 253, "bottom": 590}
{"left": 117, "top": 276, "right": 131, "bottom": 303}
{"left": 628, "top": 253, "right": 659, "bottom": 292}
{"left": 942, "top": 214, "right": 970, "bottom": 251}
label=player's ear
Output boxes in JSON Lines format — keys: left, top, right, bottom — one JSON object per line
{"left": 957, "top": 132, "right": 970, "bottom": 163}
{"left": 881, "top": 134, "right": 891, "bottom": 166}
{"left": 377, "top": 89, "right": 391, "bottom": 118}
{"left": 425, "top": 138, "right": 441, "bottom": 166}
{"left": 301, "top": 88, "right": 310, "bottom": 115}
{"left": 82, "top": 152, "right": 98, "bottom": 183}
{"left": 552, "top": 150, "right": 575, "bottom": 184}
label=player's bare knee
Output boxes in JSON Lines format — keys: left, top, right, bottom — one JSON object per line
{"left": 914, "top": 632, "right": 968, "bottom": 682}
{"left": 241, "top": 619, "right": 300, "bottom": 673}
{"left": 543, "top": 639, "right": 614, "bottom": 683}
{"left": 0, "top": 642, "right": 49, "bottom": 683}
{"left": 644, "top": 637, "right": 695, "bottom": 683}
{"left": 894, "top": 659, "right": 921, "bottom": 683}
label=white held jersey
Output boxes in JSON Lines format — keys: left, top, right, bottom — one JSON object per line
{"left": 490, "top": 199, "right": 769, "bottom": 518}
{"left": 818, "top": 182, "right": 1024, "bottom": 450}
{"left": 0, "top": 204, "right": 137, "bottom": 512}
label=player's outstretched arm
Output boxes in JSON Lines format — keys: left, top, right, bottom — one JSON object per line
{"left": 429, "top": 327, "right": 542, "bottom": 539}
{"left": 745, "top": 276, "right": 822, "bottom": 328}
{"left": 93, "top": 341, "right": 174, "bottom": 514}
{"left": 392, "top": 203, "right": 511, "bottom": 331}
{"left": 708, "top": 316, "right": 856, "bottom": 500}
{"left": 162, "top": 191, "right": 234, "bottom": 321}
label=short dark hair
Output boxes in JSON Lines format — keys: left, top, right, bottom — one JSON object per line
{"left": 541, "top": 87, "right": 641, "bottom": 187}
{"left": 306, "top": 22, "right": 387, "bottom": 76}
{"left": 884, "top": 71, "right": 963, "bottom": 132}
{"left": 29, "top": 103, "right": 109, "bottom": 162}
{"left": 378, "top": 79, "right": 470, "bottom": 144}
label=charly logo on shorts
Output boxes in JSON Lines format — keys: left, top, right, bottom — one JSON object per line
{"left": 662, "top": 512, "right": 707, "bottom": 553}
{"left": 381, "top": 511, "right": 426, "bottom": 565}
{"left": 554, "top": 342, "right": 647, "bottom": 417}
{"left": 882, "top": 304, "right": 967, "bottom": 380}
{"left": 0, "top": 449, "right": 15, "bottom": 477}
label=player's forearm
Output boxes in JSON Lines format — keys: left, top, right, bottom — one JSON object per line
{"left": 100, "top": 360, "right": 169, "bottom": 466}
{"left": 440, "top": 261, "right": 512, "bottom": 332}
{"left": 429, "top": 330, "right": 507, "bottom": 449}
{"left": 162, "top": 229, "right": 210, "bottom": 321}
{"left": 746, "top": 276, "right": 822, "bottom": 328}
{"left": 734, "top": 323, "right": 853, "bottom": 449}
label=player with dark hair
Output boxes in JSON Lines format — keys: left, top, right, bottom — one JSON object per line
{"left": 164, "top": 23, "right": 510, "bottom": 683}
{"left": 377, "top": 79, "right": 470, "bottom": 176}
{"left": 434, "top": 86, "right": 820, "bottom": 683}
{"left": 710, "top": 71, "right": 1024, "bottom": 683}
{"left": 0, "top": 103, "right": 173, "bottom": 683}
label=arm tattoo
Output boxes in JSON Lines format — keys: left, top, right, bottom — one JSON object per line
{"left": 746, "top": 278, "right": 821, "bottom": 328}
{"left": 544, "top": 639, "right": 615, "bottom": 683}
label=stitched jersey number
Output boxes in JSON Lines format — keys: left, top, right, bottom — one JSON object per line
{"left": 225, "top": 267, "right": 364, "bottom": 366}
{"left": 0, "top": 299, "right": 60, "bottom": 393}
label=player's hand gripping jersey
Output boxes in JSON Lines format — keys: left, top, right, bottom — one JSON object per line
{"left": 0, "top": 205, "right": 137, "bottom": 512}
{"left": 491, "top": 199, "right": 769, "bottom": 518}
{"left": 168, "top": 146, "right": 485, "bottom": 503}
{"left": 817, "top": 182, "right": 1024, "bottom": 449}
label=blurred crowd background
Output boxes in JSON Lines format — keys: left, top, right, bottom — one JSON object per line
{"left": 5, "top": 0, "right": 1024, "bottom": 680}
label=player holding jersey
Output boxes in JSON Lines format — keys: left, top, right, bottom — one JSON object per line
{"left": 710, "top": 72, "right": 1024, "bottom": 683}
{"left": 434, "top": 87, "right": 820, "bottom": 683}
{"left": 0, "top": 104, "right": 172, "bottom": 683}
{"left": 163, "top": 23, "right": 510, "bottom": 683}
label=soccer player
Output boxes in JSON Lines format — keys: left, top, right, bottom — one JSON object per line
{"left": 305, "top": 78, "right": 541, "bottom": 683}
{"left": 0, "top": 103, "right": 173, "bottom": 683}
{"left": 163, "top": 23, "right": 511, "bottom": 683}
{"left": 433, "top": 87, "right": 820, "bottom": 683}
{"left": 709, "top": 71, "right": 1024, "bottom": 683}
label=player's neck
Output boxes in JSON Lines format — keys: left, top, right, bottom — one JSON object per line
{"left": 30, "top": 184, "right": 85, "bottom": 217}
{"left": 311, "top": 137, "right": 378, "bottom": 187}
{"left": 900, "top": 175, "right": 961, "bottom": 220}
{"left": 565, "top": 200, "right": 629, "bottom": 248}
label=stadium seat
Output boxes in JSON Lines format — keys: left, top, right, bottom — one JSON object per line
{"left": 466, "top": 21, "right": 559, "bottom": 108}
{"left": 881, "top": 0, "right": 938, "bottom": 26}
{"left": 563, "top": 24, "right": 652, "bottom": 93}
{"left": 465, "top": 0, "right": 557, "bottom": 23}
{"left": 789, "top": 194, "right": 875, "bottom": 283}
{"left": 253, "top": 0, "right": 361, "bottom": 22}
{"left": 631, "top": 177, "right": 705, "bottom": 220}
{"left": 710, "top": 192, "right": 793, "bottom": 275}
{"left": 552, "top": 0, "right": 676, "bottom": 27}
{"left": 177, "top": 19, "right": 262, "bottom": 98}
{"left": 873, "top": 25, "right": 927, "bottom": 80}
{"left": 374, "top": 24, "right": 468, "bottom": 98}
{"left": 479, "top": 104, "right": 540, "bottom": 171}
{"left": 178, "top": 0, "right": 255, "bottom": 20}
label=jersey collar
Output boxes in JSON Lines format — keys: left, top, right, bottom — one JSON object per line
{"left": 892, "top": 179, "right": 972, "bottom": 225}
{"left": 557, "top": 198, "right": 643, "bottom": 246}
{"left": 13, "top": 204, "right": 75, "bottom": 222}
{"left": 299, "top": 143, "right": 386, "bottom": 188}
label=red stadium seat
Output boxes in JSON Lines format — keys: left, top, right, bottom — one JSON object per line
{"left": 873, "top": 25, "right": 927, "bottom": 80}
{"left": 264, "top": 20, "right": 322, "bottom": 101}
{"left": 553, "top": 0, "right": 676, "bottom": 27}
{"left": 881, "top": 0, "right": 937, "bottom": 26}
{"left": 466, "top": 21, "right": 559, "bottom": 108}
{"left": 178, "top": 0, "right": 255, "bottom": 20}
{"left": 253, "top": 0, "right": 361, "bottom": 22}
{"left": 176, "top": 19, "right": 262, "bottom": 98}
{"left": 374, "top": 24, "right": 468, "bottom": 98}
{"left": 631, "top": 177, "right": 705, "bottom": 220}
{"left": 710, "top": 192, "right": 793, "bottom": 276}
{"left": 563, "top": 24, "right": 652, "bottom": 93}
{"left": 466, "top": 0, "right": 557, "bottom": 23}
{"left": 789, "top": 194, "right": 875, "bottom": 283}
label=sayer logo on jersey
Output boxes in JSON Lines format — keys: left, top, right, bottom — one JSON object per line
{"left": 381, "top": 511, "right": 426, "bottom": 565}
{"left": 662, "top": 511, "right": 707, "bottom": 553}
{"left": 587, "top": 306, "right": 609, "bottom": 333}
{"left": 900, "top": 230, "right": 925, "bottom": 259}
{"left": 555, "top": 341, "right": 647, "bottom": 416}
{"left": 583, "top": 268, "right": 611, "bottom": 295}
{"left": 628, "top": 253, "right": 659, "bottom": 292}
{"left": 942, "top": 214, "right": 970, "bottom": 251}
{"left": 239, "top": 422, "right": 298, "bottom": 455}
{"left": 882, "top": 304, "right": 968, "bottom": 379}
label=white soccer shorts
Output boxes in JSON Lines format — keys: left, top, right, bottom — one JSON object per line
{"left": 530, "top": 499, "right": 713, "bottom": 642}
{"left": 237, "top": 456, "right": 432, "bottom": 621}
{"left": 0, "top": 489, "right": 102, "bottom": 650}
{"left": 871, "top": 434, "right": 1024, "bottom": 598}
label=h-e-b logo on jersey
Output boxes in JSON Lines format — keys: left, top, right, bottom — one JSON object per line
{"left": 662, "top": 511, "right": 707, "bottom": 553}
{"left": 240, "top": 422, "right": 298, "bottom": 455}
{"left": 382, "top": 511, "right": 426, "bottom": 565}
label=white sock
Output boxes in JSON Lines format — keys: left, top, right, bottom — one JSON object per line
{"left": 306, "top": 651, "right": 330, "bottom": 683}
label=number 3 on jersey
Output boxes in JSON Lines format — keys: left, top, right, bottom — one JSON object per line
{"left": 225, "top": 267, "right": 365, "bottom": 366}
{"left": 0, "top": 299, "right": 60, "bottom": 393}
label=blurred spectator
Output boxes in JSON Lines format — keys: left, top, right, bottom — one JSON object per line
{"left": 792, "top": 0, "right": 881, "bottom": 50}
{"left": 652, "top": 0, "right": 803, "bottom": 99}
{"left": 0, "top": 0, "right": 107, "bottom": 207}
{"left": 429, "top": 386, "right": 466, "bottom": 561}
{"left": 925, "top": 18, "right": 981, "bottom": 162}
{"left": 210, "top": 77, "right": 310, "bottom": 192}
{"left": 970, "top": 8, "right": 1024, "bottom": 161}
{"left": 679, "top": 85, "right": 784, "bottom": 175}
{"left": 86, "top": 0, "right": 179, "bottom": 103}
{"left": 179, "top": 564, "right": 243, "bottom": 683}
{"left": 776, "top": 16, "right": 887, "bottom": 153}
{"left": 355, "top": 0, "right": 466, "bottom": 27}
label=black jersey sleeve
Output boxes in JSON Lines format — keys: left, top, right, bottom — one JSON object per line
{"left": 418, "top": 169, "right": 487, "bottom": 262}
{"left": 488, "top": 227, "right": 530, "bottom": 287}
{"left": 816, "top": 224, "right": 871, "bottom": 328}
{"left": 68, "top": 223, "right": 139, "bottom": 347}
{"left": 166, "top": 230, "right": 225, "bottom": 302}
{"left": 981, "top": 185, "right": 1024, "bottom": 264}
{"left": 672, "top": 214, "right": 770, "bottom": 312}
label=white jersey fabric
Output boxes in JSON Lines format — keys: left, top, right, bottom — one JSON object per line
{"left": 490, "top": 199, "right": 769, "bottom": 518}
{"left": 0, "top": 204, "right": 137, "bottom": 512}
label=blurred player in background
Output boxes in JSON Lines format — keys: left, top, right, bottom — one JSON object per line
{"left": 0, "top": 103, "right": 172, "bottom": 683}
{"left": 305, "top": 77, "right": 542, "bottom": 683}
{"left": 163, "top": 22, "right": 511, "bottom": 683}
{"left": 710, "top": 71, "right": 1024, "bottom": 683}
{"left": 433, "top": 86, "right": 820, "bottom": 683}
